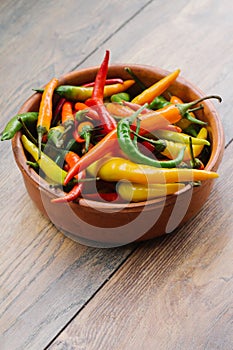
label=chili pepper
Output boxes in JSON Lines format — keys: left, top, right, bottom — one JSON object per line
{"left": 63, "top": 103, "right": 182, "bottom": 184}
{"left": 148, "top": 95, "right": 170, "bottom": 110}
{"left": 97, "top": 157, "right": 219, "bottom": 184}
{"left": 124, "top": 67, "right": 146, "bottom": 90}
{"left": 189, "top": 137, "right": 205, "bottom": 169}
{"left": 170, "top": 95, "right": 207, "bottom": 127}
{"left": 74, "top": 102, "right": 89, "bottom": 111}
{"left": 37, "top": 77, "right": 59, "bottom": 158}
{"left": 1, "top": 112, "right": 38, "bottom": 141}
{"left": 61, "top": 101, "right": 74, "bottom": 129}
{"left": 117, "top": 107, "right": 185, "bottom": 168}
{"left": 84, "top": 192, "right": 119, "bottom": 202}
{"left": 131, "top": 69, "right": 180, "bottom": 105}
{"left": 33, "top": 80, "right": 135, "bottom": 101}
{"left": 85, "top": 50, "right": 117, "bottom": 134}
{"left": 161, "top": 127, "right": 208, "bottom": 162}
{"left": 182, "top": 124, "right": 199, "bottom": 137}
{"left": 47, "top": 125, "right": 65, "bottom": 148}
{"left": 154, "top": 129, "right": 210, "bottom": 146}
{"left": 63, "top": 128, "right": 118, "bottom": 185}
{"left": 74, "top": 121, "right": 94, "bottom": 153}
{"left": 106, "top": 102, "right": 135, "bottom": 117}
{"left": 52, "top": 97, "right": 66, "bottom": 127}
{"left": 110, "top": 92, "right": 130, "bottom": 103}
{"left": 139, "top": 95, "right": 221, "bottom": 135}
{"left": 21, "top": 134, "right": 67, "bottom": 184}
{"left": 122, "top": 101, "right": 151, "bottom": 114}
{"left": 117, "top": 181, "right": 186, "bottom": 202}
{"left": 51, "top": 151, "right": 86, "bottom": 203}
{"left": 82, "top": 78, "right": 124, "bottom": 87}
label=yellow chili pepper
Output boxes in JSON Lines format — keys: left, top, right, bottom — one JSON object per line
{"left": 161, "top": 127, "right": 208, "bottom": 161}
{"left": 117, "top": 182, "right": 185, "bottom": 202}
{"left": 131, "top": 69, "right": 180, "bottom": 105}
{"left": 21, "top": 134, "right": 67, "bottom": 184}
{"left": 154, "top": 129, "right": 210, "bottom": 146}
{"left": 97, "top": 157, "right": 218, "bottom": 184}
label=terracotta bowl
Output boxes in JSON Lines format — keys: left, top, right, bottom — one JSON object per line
{"left": 12, "top": 65, "right": 224, "bottom": 248}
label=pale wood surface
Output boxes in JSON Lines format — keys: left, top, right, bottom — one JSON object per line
{"left": 0, "top": 1, "right": 232, "bottom": 349}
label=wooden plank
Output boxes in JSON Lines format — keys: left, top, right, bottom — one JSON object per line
{"left": 0, "top": 0, "right": 232, "bottom": 349}
{"left": 0, "top": 1, "right": 151, "bottom": 349}
{"left": 79, "top": 0, "right": 233, "bottom": 145}
{"left": 48, "top": 142, "right": 233, "bottom": 350}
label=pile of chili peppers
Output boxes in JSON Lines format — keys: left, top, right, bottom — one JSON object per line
{"left": 1, "top": 50, "right": 222, "bottom": 203}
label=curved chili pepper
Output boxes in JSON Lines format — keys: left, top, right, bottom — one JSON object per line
{"left": 37, "top": 77, "right": 59, "bottom": 158}
{"left": 21, "top": 134, "right": 67, "bottom": 184}
{"left": 188, "top": 137, "right": 205, "bottom": 169}
{"left": 63, "top": 128, "right": 118, "bottom": 185}
{"left": 33, "top": 81, "right": 135, "bottom": 101}
{"left": 117, "top": 109, "right": 185, "bottom": 168}
{"left": 138, "top": 95, "right": 221, "bottom": 134}
{"left": 170, "top": 95, "right": 207, "bottom": 127}
{"left": 52, "top": 97, "right": 66, "bottom": 127}
{"left": 85, "top": 50, "right": 117, "bottom": 134}
{"left": 1, "top": 112, "right": 38, "bottom": 141}
{"left": 51, "top": 151, "right": 86, "bottom": 203}
{"left": 117, "top": 181, "right": 186, "bottom": 202}
{"left": 131, "top": 69, "right": 180, "bottom": 105}
{"left": 154, "top": 129, "right": 210, "bottom": 146}
{"left": 97, "top": 157, "right": 219, "bottom": 184}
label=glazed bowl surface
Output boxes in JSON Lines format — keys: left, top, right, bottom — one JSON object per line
{"left": 12, "top": 64, "right": 224, "bottom": 247}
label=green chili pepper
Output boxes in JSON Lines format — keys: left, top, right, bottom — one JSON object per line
{"left": 1, "top": 112, "right": 38, "bottom": 141}
{"left": 110, "top": 92, "right": 130, "bottom": 103}
{"left": 117, "top": 105, "right": 185, "bottom": 168}
{"left": 21, "top": 134, "right": 67, "bottom": 184}
{"left": 148, "top": 96, "right": 170, "bottom": 110}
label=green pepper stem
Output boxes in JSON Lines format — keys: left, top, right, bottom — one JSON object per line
{"left": 17, "top": 116, "right": 37, "bottom": 144}
{"left": 178, "top": 95, "right": 222, "bottom": 117}
{"left": 124, "top": 67, "right": 146, "bottom": 90}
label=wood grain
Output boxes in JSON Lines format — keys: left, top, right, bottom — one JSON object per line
{"left": 48, "top": 142, "right": 233, "bottom": 350}
{"left": 0, "top": 0, "right": 232, "bottom": 349}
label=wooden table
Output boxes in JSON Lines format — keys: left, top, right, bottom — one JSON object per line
{"left": 0, "top": 1, "right": 232, "bottom": 349}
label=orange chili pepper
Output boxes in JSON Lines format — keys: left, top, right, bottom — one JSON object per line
{"left": 131, "top": 69, "right": 180, "bottom": 105}
{"left": 37, "top": 77, "right": 59, "bottom": 157}
{"left": 74, "top": 102, "right": 89, "bottom": 111}
{"left": 61, "top": 101, "right": 74, "bottom": 128}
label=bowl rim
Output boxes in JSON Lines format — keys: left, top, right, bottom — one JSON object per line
{"left": 12, "top": 64, "right": 225, "bottom": 210}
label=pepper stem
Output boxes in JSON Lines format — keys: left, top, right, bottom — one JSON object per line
{"left": 177, "top": 95, "right": 222, "bottom": 117}
{"left": 128, "top": 103, "right": 148, "bottom": 124}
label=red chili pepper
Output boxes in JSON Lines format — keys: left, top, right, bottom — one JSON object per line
{"left": 82, "top": 78, "right": 124, "bottom": 87}
{"left": 64, "top": 128, "right": 118, "bottom": 185}
{"left": 52, "top": 151, "right": 86, "bottom": 203}
{"left": 85, "top": 50, "right": 117, "bottom": 133}
{"left": 52, "top": 97, "right": 66, "bottom": 126}
{"left": 84, "top": 192, "right": 119, "bottom": 202}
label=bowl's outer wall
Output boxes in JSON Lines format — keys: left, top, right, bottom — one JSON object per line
{"left": 12, "top": 65, "right": 224, "bottom": 245}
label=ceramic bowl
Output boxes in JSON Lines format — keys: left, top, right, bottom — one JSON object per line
{"left": 12, "top": 64, "right": 224, "bottom": 248}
